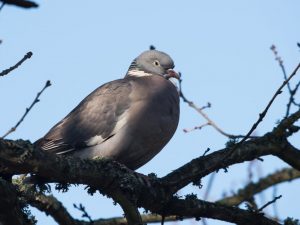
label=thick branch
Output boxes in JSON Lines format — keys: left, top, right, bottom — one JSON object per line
{"left": 17, "top": 178, "right": 177, "bottom": 225}
{"left": 20, "top": 180, "right": 176, "bottom": 225}
{"left": 0, "top": 178, "right": 33, "bottom": 225}
{"left": 2, "top": 111, "right": 299, "bottom": 225}
{"left": 110, "top": 190, "right": 142, "bottom": 225}
{"left": 273, "top": 109, "right": 300, "bottom": 137}
{"left": 21, "top": 181, "right": 143, "bottom": 225}
{"left": 161, "top": 133, "right": 283, "bottom": 193}
{"left": 17, "top": 181, "right": 79, "bottom": 225}
{"left": 0, "top": 139, "right": 282, "bottom": 225}
{"left": 162, "top": 197, "right": 279, "bottom": 225}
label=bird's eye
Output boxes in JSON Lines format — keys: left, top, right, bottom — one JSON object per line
{"left": 153, "top": 60, "right": 160, "bottom": 66}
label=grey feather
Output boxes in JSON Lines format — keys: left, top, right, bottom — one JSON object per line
{"left": 35, "top": 50, "right": 180, "bottom": 170}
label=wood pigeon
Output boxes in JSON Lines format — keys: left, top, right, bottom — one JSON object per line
{"left": 35, "top": 50, "right": 180, "bottom": 170}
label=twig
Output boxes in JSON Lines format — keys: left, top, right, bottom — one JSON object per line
{"left": 270, "top": 45, "right": 300, "bottom": 117}
{"left": 0, "top": 2, "right": 5, "bottom": 11}
{"left": 0, "top": 0, "right": 38, "bottom": 8}
{"left": 292, "top": 81, "right": 300, "bottom": 107}
{"left": 257, "top": 195, "right": 282, "bottom": 212}
{"left": 203, "top": 172, "right": 216, "bottom": 201}
{"left": 183, "top": 122, "right": 210, "bottom": 133}
{"left": 285, "top": 79, "right": 300, "bottom": 117}
{"left": 270, "top": 45, "right": 292, "bottom": 92}
{"left": 272, "top": 186, "right": 280, "bottom": 220}
{"left": 202, "top": 148, "right": 211, "bottom": 157}
{"left": 229, "top": 62, "right": 300, "bottom": 150}
{"left": 73, "top": 203, "right": 93, "bottom": 223}
{"left": 0, "top": 51, "right": 32, "bottom": 77}
{"left": 217, "top": 62, "right": 300, "bottom": 173}
{"left": 1, "top": 80, "right": 52, "bottom": 139}
{"left": 178, "top": 76, "right": 255, "bottom": 139}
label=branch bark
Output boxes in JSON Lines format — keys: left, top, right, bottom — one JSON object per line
{"left": 217, "top": 168, "right": 300, "bottom": 206}
{"left": 0, "top": 139, "right": 282, "bottom": 225}
{"left": 0, "top": 178, "right": 34, "bottom": 225}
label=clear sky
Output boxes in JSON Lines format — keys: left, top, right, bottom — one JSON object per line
{"left": 1, "top": 1, "right": 300, "bottom": 224}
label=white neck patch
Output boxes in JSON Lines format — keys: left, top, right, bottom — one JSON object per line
{"left": 127, "top": 69, "right": 153, "bottom": 77}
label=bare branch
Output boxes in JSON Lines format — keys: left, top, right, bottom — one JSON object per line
{"left": 0, "top": 0, "right": 38, "bottom": 9}
{"left": 270, "top": 45, "right": 291, "bottom": 92}
{"left": 1, "top": 80, "right": 52, "bottom": 139}
{"left": 0, "top": 139, "right": 283, "bottom": 225}
{"left": 178, "top": 76, "right": 254, "bottom": 138}
{"left": 73, "top": 204, "right": 93, "bottom": 223}
{"left": 162, "top": 109, "right": 300, "bottom": 193}
{"left": 258, "top": 195, "right": 282, "bottom": 212}
{"left": 0, "top": 51, "right": 32, "bottom": 77}
{"left": 217, "top": 168, "right": 300, "bottom": 206}
{"left": 270, "top": 45, "right": 300, "bottom": 117}
{"left": 236, "top": 62, "right": 300, "bottom": 144}
{"left": 183, "top": 122, "right": 210, "bottom": 133}
{"left": 272, "top": 186, "right": 280, "bottom": 220}
{"left": 220, "top": 62, "right": 300, "bottom": 167}
{"left": 163, "top": 197, "right": 280, "bottom": 225}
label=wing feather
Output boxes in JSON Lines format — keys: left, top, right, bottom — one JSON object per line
{"left": 35, "top": 79, "right": 132, "bottom": 154}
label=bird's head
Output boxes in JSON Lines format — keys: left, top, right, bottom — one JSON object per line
{"left": 126, "top": 50, "right": 180, "bottom": 80}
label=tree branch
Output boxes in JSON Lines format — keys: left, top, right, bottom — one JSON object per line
{"left": 162, "top": 197, "right": 280, "bottom": 225}
{"left": 178, "top": 78, "right": 251, "bottom": 138}
{"left": 0, "top": 0, "right": 38, "bottom": 9}
{"left": 110, "top": 190, "right": 142, "bottom": 225}
{"left": 258, "top": 195, "right": 282, "bottom": 212}
{"left": 1, "top": 80, "right": 52, "bottom": 139}
{"left": 0, "top": 139, "right": 283, "bottom": 225}
{"left": 162, "top": 108, "right": 300, "bottom": 193}
{"left": 0, "top": 178, "right": 34, "bottom": 225}
{"left": 217, "top": 168, "right": 300, "bottom": 206}
{"left": 235, "top": 62, "right": 300, "bottom": 145}
{"left": 0, "top": 52, "right": 32, "bottom": 77}
{"left": 161, "top": 133, "right": 282, "bottom": 193}
{"left": 270, "top": 45, "right": 300, "bottom": 117}
{"left": 19, "top": 178, "right": 177, "bottom": 225}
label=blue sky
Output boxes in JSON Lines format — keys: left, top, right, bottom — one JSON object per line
{"left": 1, "top": 1, "right": 300, "bottom": 224}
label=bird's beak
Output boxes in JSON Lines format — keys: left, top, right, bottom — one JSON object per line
{"left": 164, "top": 69, "right": 180, "bottom": 80}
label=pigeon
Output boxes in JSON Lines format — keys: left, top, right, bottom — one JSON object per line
{"left": 35, "top": 50, "right": 180, "bottom": 170}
